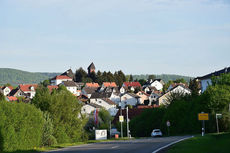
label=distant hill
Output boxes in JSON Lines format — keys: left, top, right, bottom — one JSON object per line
{"left": 133, "top": 74, "right": 193, "bottom": 83}
{"left": 0, "top": 68, "right": 60, "bottom": 86}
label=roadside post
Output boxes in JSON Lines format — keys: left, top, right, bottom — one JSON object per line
{"left": 198, "top": 112, "right": 209, "bottom": 136}
{"left": 119, "top": 102, "right": 124, "bottom": 138}
{"left": 126, "top": 106, "right": 130, "bottom": 138}
{"left": 216, "top": 113, "right": 222, "bottom": 133}
{"left": 166, "top": 120, "right": 170, "bottom": 136}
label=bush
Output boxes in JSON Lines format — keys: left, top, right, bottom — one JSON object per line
{"left": 0, "top": 101, "right": 44, "bottom": 152}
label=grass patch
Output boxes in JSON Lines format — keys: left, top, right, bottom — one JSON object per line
{"left": 167, "top": 133, "right": 230, "bottom": 153}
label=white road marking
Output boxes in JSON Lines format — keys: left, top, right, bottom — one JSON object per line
{"left": 111, "top": 146, "right": 119, "bottom": 149}
{"left": 152, "top": 136, "right": 194, "bottom": 153}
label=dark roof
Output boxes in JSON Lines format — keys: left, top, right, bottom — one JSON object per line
{"left": 102, "top": 98, "right": 117, "bottom": 105}
{"left": 75, "top": 82, "right": 84, "bottom": 86}
{"left": 197, "top": 67, "right": 230, "bottom": 80}
{"left": 9, "top": 88, "right": 24, "bottom": 97}
{"left": 88, "top": 62, "right": 95, "bottom": 70}
{"left": 62, "top": 81, "right": 77, "bottom": 87}
{"left": 61, "top": 69, "right": 75, "bottom": 79}
{"left": 87, "top": 103, "right": 102, "bottom": 108}
{"left": 83, "top": 87, "right": 98, "bottom": 94}
{"left": 90, "top": 92, "right": 112, "bottom": 99}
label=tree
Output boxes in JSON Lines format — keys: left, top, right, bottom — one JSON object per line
{"left": 129, "top": 75, "right": 133, "bottom": 82}
{"left": 32, "top": 86, "right": 88, "bottom": 143}
{"left": 138, "top": 79, "right": 147, "bottom": 86}
{"left": 148, "top": 75, "right": 156, "bottom": 81}
{"left": 42, "top": 79, "right": 50, "bottom": 87}
{"left": 98, "top": 109, "right": 113, "bottom": 129}
{"left": 189, "top": 79, "right": 200, "bottom": 96}
{"left": 118, "top": 70, "right": 126, "bottom": 82}
{"left": 75, "top": 67, "right": 87, "bottom": 82}
{"left": 0, "top": 92, "right": 5, "bottom": 101}
{"left": 89, "top": 71, "right": 96, "bottom": 82}
{"left": 174, "top": 78, "right": 186, "bottom": 84}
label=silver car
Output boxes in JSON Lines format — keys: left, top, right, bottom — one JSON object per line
{"left": 151, "top": 129, "right": 162, "bottom": 137}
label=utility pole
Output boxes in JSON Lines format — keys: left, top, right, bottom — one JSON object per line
{"left": 126, "top": 106, "right": 129, "bottom": 138}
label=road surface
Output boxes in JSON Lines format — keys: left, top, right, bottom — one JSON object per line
{"left": 45, "top": 136, "right": 191, "bottom": 153}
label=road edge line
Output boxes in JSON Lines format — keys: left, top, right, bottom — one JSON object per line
{"left": 152, "top": 136, "right": 194, "bottom": 153}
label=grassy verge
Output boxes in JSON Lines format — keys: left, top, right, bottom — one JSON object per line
{"left": 2, "top": 137, "right": 134, "bottom": 153}
{"left": 167, "top": 133, "right": 230, "bottom": 153}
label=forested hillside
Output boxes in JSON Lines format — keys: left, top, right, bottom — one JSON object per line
{"left": 0, "top": 68, "right": 59, "bottom": 86}
{"left": 133, "top": 74, "right": 193, "bottom": 83}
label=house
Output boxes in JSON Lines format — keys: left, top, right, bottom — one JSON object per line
{"left": 90, "top": 98, "right": 118, "bottom": 116}
{"left": 102, "top": 82, "right": 117, "bottom": 88}
{"left": 119, "top": 86, "right": 126, "bottom": 94}
{"left": 149, "top": 91, "right": 162, "bottom": 105}
{"left": 1, "top": 86, "right": 13, "bottom": 96}
{"left": 122, "top": 82, "right": 141, "bottom": 92}
{"left": 61, "top": 69, "right": 75, "bottom": 80}
{"left": 51, "top": 75, "right": 72, "bottom": 85}
{"left": 62, "top": 80, "right": 78, "bottom": 95}
{"left": 143, "top": 86, "right": 158, "bottom": 94}
{"left": 0, "top": 88, "right": 3, "bottom": 95}
{"left": 85, "top": 82, "right": 100, "bottom": 88}
{"left": 90, "top": 91, "right": 120, "bottom": 104}
{"left": 144, "top": 79, "right": 164, "bottom": 91}
{"left": 81, "top": 87, "right": 98, "bottom": 98}
{"left": 158, "top": 85, "right": 191, "bottom": 105}
{"left": 9, "top": 88, "right": 25, "bottom": 97}
{"left": 19, "top": 84, "right": 38, "bottom": 99}
{"left": 136, "top": 91, "right": 150, "bottom": 105}
{"left": 197, "top": 67, "right": 230, "bottom": 93}
{"left": 6, "top": 96, "right": 18, "bottom": 102}
{"left": 121, "top": 93, "right": 141, "bottom": 108}
{"left": 81, "top": 103, "right": 101, "bottom": 115}
{"left": 88, "top": 62, "right": 96, "bottom": 74}
{"left": 47, "top": 85, "right": 59, "bottom": 92}
{"left": 167, "top": 83, "right": 189, "bottom": 92}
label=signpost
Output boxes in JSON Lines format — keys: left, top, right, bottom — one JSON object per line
{"left": 216, "top": 113, "right": 222, "bottom": 133}
{"left": 166, "top": 121, "right": 170, "bottom": 136}
{"left": 198, "top": 112, "right": 209, "bottom": 136}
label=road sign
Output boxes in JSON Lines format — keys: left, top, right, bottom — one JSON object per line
{"left": 198, "top": 113, "right": 209, "bottom": 120}
{"left": 166, "top": 121, "right": 170, "bottom": 127}
{"left": 119, "top": 115, "right": 124, "bottom": 122}
{"left": 95, "top": 130, "right": 107, "bottom": 140}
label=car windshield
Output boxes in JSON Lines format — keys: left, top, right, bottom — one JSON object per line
{"left": 154, "top": 130, "right": 160, "bottom": 132}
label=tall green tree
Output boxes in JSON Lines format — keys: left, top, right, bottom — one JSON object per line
{"left": 75, "top": 67, "right": 87, "bottom": 82}
{"left": 129, "top": 75, "right": 133, "bottom": 82}
{"left": 189, "top": 79, "right": 200, "bottom": 96}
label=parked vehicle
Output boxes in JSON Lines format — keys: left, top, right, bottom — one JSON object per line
{"left": 151, "top": 129, "right": 162, "bottom": 137}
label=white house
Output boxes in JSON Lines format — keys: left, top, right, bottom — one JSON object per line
{"left": 1, "top": 86, "right": 13, "bottom": 96}
{"left": 144, "top": 79, "right": 164, "bottom": 91}
{"left": 158, "top": 85, "right": 191, "bottom": 105}
{"left": 62, "top": 81, "right": 78, "bottom": 95}
{"left": 90, "top": 98, "right": 118, "bottom": 116}
{"left": 121, "top": 93, "right": 140, "bottom": 108}
{"left": 120, "top": 87, "right": 126, "bottom": 94}
{"left": 149, "top": 91, "right": 162, "bottom": 104}
{"left": 81, "top": 103, "right": 101, "bottom": 115}
{"left": 19, "top": 84, "right": 38, "bottom": 99}
{"left": 197, "top": 67, "right": 230, "bottom": 93}
{"left": 51, "top": 75, "right": 72, "bottom": 85}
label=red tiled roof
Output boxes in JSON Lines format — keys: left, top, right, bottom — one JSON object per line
{"left": 7, "top": 96, "right": 18, "bottom": 101}
{"left": 85, "top": 83, "right": 100, "bottom": 88}
{"left": 103, "top": 82, "right": 117, "bottom": 87}
{"left": 52, "top": 75, "right": 72, "bottom": 80}
{"left": 47, "top": 85, "right": 58, "bottom": 92}
{"left": 19, "top": 84, "right": 38, "bottom": 92}
{"left": 123, "top": 82, "right": 141, "bottom": 87}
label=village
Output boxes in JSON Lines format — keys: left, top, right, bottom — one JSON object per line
{"left": 1, "top": 62, "right": 226, "bottom": 119}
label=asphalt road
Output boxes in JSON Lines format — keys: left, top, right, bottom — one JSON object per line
{"left": 45, "top": 136, "right": 191, "bottom": 153}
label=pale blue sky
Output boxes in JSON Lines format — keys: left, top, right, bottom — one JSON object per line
{"left": 0, "top": 0, "right": 230, "bottom": 77}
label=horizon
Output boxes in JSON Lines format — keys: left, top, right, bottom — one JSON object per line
{"left": 1, "top": 0, "right": 230, "bottom": 77}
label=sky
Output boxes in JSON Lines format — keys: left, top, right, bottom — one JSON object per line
{"left": 0, "top": 0, "right": 230, "bottom": 77}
